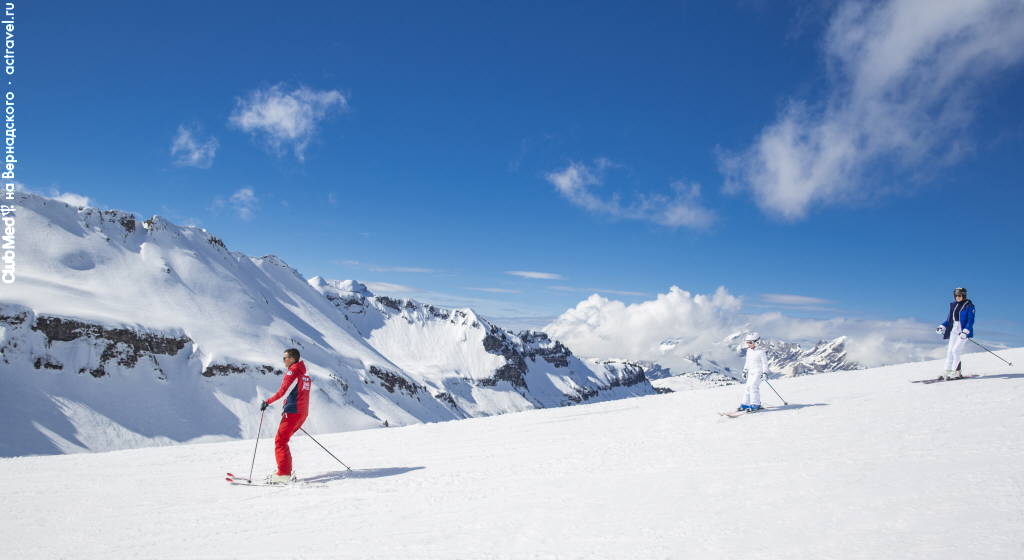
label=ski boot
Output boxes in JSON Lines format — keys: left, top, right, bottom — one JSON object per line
{"left": 265, "top": 472, "right": 296, "bottom": 485}
{"left": 737, "top": 404, "right": 750, "bottom": 412}
{"left": 746, "top": 404, "right": 763, "bottom": 413}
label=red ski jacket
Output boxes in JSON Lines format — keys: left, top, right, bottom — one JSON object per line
{"left": 266, "top": 360, "right": 311, "bottom": 415}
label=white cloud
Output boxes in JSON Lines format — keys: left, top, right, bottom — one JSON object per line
{"left": 546, "top": 161, "right": 715, "bottom": 229}
{"left": 760, "top": 293, "right": 834, "bottom": 306}
{"left": 506, "top": 270, "right": 563, "bottom": 280}
{"left": 544, "top": 286, "right": 944, "bottom": 371}
{"left": 229, "top": 84, "right": 348, "bottom": 161}
{"left": 548, "top": 285, "right": 649, "bottom": 297}
{"left": 19, "top": 183, "right": 93, "bottom": 207}
{"left": 50, "top": 191, "right": 92, "bottom": 207}
{"left": 365, "top": 282, "right": 421, "bottom": 294}
{"left": 468, "top": 288, "right": 522, "bottom": 294}
{"left": 370, "top": 266, "right": 434, "bottom": 273}
{"left": 213, "top": 188, "right": 258, "bottom": 220}
{"left": 170, "top": 125, "right": 218, "bottom": 168}
{"left": 721, "top": 0, "right": 1024, "bottom": 220}
{"left": 339, "top": 260, "right": 435, "bottom": 273}
{"left": 591, "top": 289, "right": 649, "bottom": 297}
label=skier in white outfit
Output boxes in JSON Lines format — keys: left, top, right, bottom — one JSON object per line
{"left": 738, "top": 332, "right": 770, "bottom": 412}
{"left": 936, "top": 287, "right": 976, "bottom": 380}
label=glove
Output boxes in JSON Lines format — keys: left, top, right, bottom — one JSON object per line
{"left": 260, "top": 400, "right": 269, "bottom": 411}
{"left": 959, "top": 330, "right": 969, "bottom": 340}
{"left": 742, "top": 368, "right": 748, "bottom": 380}
{"left": 935, "top": 326, "right": 944, "bottom": 335}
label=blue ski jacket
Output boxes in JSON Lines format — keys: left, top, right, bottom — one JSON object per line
{"left": 941, "top": 299, "right": 975, "bottom": 339}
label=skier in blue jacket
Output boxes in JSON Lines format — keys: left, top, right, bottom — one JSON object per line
{"left": 936, "top": 287, "right": 975, "bottom": 379}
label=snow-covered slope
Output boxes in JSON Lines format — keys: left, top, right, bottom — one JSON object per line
{"left": 0, "top": 193, "right": 653, "bottom": 457}
{"left": 2, "top": 349, "right": 1021, "bottom": 559}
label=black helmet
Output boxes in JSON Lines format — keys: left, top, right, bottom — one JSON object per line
{"left": 953, "top": 287, "right": 967, "bottom": 298}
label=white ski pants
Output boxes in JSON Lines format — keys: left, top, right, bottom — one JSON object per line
{"left": 944, "top": 321, "right": 968, "bottom": 372}
{"left": 742, "top": 371, "right": 762, "bottom": 406}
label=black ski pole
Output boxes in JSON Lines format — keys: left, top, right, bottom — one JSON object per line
{"left": 762, "top": 375, "right": 788, "bottom": 406}
{"left": 247, "top": 408, "right": 266, "bottom": 483}
{"left": 968, "top": 338, "right": 1014, "bottom": 366}
{"left": 299, "top": 427, "right": 353, "bottom": 471}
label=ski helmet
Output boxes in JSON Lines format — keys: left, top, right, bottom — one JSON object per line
{"left": 953, "top": 287, "right": 967, "bottom": 298}
{"left": 744, "top": 332, "right": 760, "bottom": 343}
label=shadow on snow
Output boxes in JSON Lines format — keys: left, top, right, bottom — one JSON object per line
{"left": 301, "top": 466, "right": 425, "bottom": 484}
{"left": 760, "top": 403, "right": 830, "bottom": 414}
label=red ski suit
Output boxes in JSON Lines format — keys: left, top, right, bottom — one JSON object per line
{"left": 265, "top": 360, "right": 311, "bottom": 475}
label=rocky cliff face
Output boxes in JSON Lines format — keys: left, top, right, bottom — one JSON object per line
{"left": 1, "top": 305, "right": 193, "bottom": 381}
{"left": 311, "top": 278, "right": 656, "bottom": 413}
{"left": 756, "top": 336, "right": 862, "bottom": 376}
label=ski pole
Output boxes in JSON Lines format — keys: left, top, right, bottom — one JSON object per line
{"left": 247, "top": 408, "right": 266, "bottom": 483}
{"left": 299, "top": 427, "right": 352, "bottom": 471}
{"left": 968, "top": 338, "right": 1014, "bottom": 366}
{"left": 762, "top": 375, "right": 788, "bottom": 406}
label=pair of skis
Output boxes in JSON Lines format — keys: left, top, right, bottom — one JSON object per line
{"left": 911, "top": 374, "right": 980, "bottom": 385}
{"left": 718, "top": 406, "right": 776, "bottom": 418}
{"left": 225, "top": 472, "right": 293, "bottom": 486}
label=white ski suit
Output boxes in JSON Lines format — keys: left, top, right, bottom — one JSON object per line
{"left": 742, "top": 346, "right": 770, "bottom": 406}
{"left": 945, "top": 322, "right": 968, "bottom": 372}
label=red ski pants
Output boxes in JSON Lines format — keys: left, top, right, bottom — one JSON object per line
{"left": 274, "top": 411, "right": 308, "bottom": 475}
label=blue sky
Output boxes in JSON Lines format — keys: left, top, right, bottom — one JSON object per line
{"left": 20, "top": 1, "right": 1024, "bottom": 343}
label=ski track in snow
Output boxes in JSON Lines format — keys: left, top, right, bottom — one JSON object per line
{"left": 2, "top": 350, "right": 1023, "bottom": 559}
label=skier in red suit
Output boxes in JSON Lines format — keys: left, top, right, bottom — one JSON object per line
{"left": 260, "top": 348, "right": 311, "bottom": 483}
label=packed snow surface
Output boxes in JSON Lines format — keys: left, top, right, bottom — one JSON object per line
{"left": 3, "top": 350, "right": 1022, "bottom": 559}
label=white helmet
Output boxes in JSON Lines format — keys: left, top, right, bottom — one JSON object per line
{"left": 744, "top": 332, "right": 760, "bottom": 343}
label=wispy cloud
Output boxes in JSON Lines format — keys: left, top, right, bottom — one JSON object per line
{"left": 721, "top": 0, "right": 1024, "bottom": 220}
{"left": 546, "top": 159, "right": 715, "bottom": 229}
{"left": 506, "top": 270, "right": 563, "bottom": 280}
{"left": 339, "top": 260, "right": 435, "bottom": 273}
{"left": 549, "top": 285, "right": 648, "bottom": 297}
{"left": 170, "top": 124, "right": 218, "bottom": 168}
{"left": 467, "top": 287, "right": 522, "bottom": 294}
{"left": 18, "top": 183, "right": 94, "bottom": 207}
{"left": 213, "top": 187, "right": 258, "bottom": 220}
{"left": 364, "top": 281, "right": 421, "bottom": 294}
{"left": 360, "top": 283, "right": 545, "bottom": 317}
{"left": 50, "top": 191, "right": 92, "bottom": 207}
{"left": 229, "top": 84, "right": 348, "bottom": 161}
{"left": 760, "top": 293, "right": 834, "bottom": 306}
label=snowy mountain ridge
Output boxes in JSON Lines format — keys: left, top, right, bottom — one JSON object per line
{"left": 0, "top": 193, "right": 655, "bottom": 457}
{"left": 657, "top": 332, "right": 862, "bottom": 379}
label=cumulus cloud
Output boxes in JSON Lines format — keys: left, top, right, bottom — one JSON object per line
{"left": 546, "top": 160, "right": 715, "bottom": 229}
{"left": 506, "top": 270, "right": 563, "bottom": 280}
{"left": 229, "top": 84, "right": 348, "bottom": 161}
{"left": 170, "top": 125, "right": 218, "bottom": 168}
{"left": 721, "top": 0, "right": 1024, "bottom": 220}
{"left": 544, "top": 286, "right": 944, "bottom": 372}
